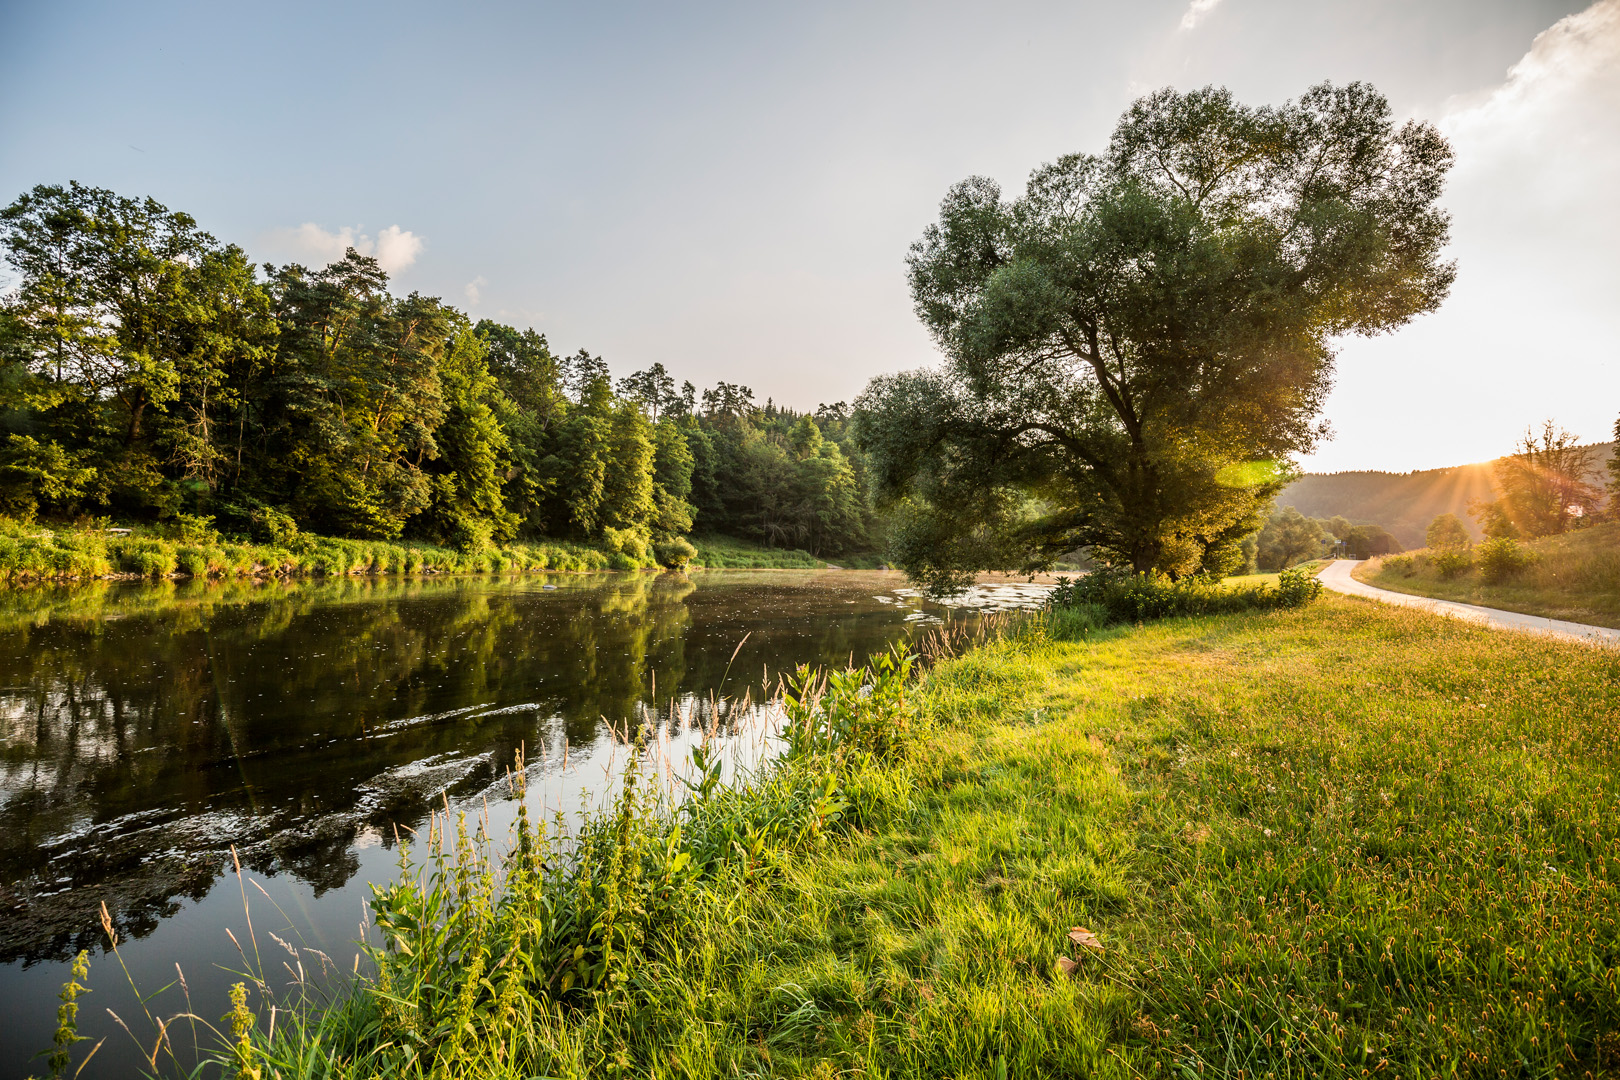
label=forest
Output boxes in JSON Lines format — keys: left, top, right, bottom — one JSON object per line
{"left": 0, "top": 183, "right": 876, "bottom": 566}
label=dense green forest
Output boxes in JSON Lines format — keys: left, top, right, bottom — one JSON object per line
{"left": 0, "top": 183, "right": 876, "bottom": 565}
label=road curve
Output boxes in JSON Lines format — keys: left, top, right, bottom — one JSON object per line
{"left": 1317, "top": 559, "right": 1620, "bottom": 649}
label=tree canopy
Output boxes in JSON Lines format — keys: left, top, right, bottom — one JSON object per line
{"left": 1471, "top": 421, "right": 1599, "bottom": 540}
{"left": 856, "top": 82, "right": 1454, "bottom": 590}
{"left": 0, "top": 183, "right": 877, "bottom": 559}
{"left": 1425, "top": 513, "right": 1470, "bottom": 551}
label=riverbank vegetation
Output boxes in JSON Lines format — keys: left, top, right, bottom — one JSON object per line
{"left": 0, "top": 515, "right": 847, "bottom": 583}
{"left": 46, "top": 590, "right": 1620, "bottom": 1077}
{"left": 0, "top": 185, "right": 877, "bottom": 579}
{"left": 1362, "top": 520, "right": 1620, "bottom": 628}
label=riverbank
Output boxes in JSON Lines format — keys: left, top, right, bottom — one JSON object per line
{"left": 0, "top": 519, "right": 864, "bottom": 583}
{"left": 65, "top": 591, "right": 1617, "bottom": 1076}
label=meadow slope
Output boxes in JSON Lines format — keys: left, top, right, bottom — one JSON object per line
{"left": 164, "top": 592, "right": 1620, "bottom": 1078}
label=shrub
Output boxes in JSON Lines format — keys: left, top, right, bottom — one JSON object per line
{"left": 176, "top": 546, "right": 211, "bottom": 578}
{"left": 1275, "top": 566, "right": 1325, "bottom": 607}
{"left": 221, "top": 501, "right": 301, "bottom": 546}
{"left": 653, "top": 537, "right": 697, "bottom": 569}
{"left": 1050, "top": 566, "right": 1323, "bottom": 625}
{"left": 1382, "top": 554, "right": 1415, "bottom": 576}
{"left": 116, "top": 539, "right": 177, "bottom": 578}
{"left": 161, "top": 513, "right": 218, "bottom": 543}
{"left": 1432, "top": 550, "right": 1473, "bottom": 579}
{"left": 1478, "top": 537, "right": 1535, "bottom": 583}
{"left": 448, "top": 517, "right": 494, "bottom": 554}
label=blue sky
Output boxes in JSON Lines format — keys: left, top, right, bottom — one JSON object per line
{"left": 2, "top": 0, "right": 1615, "bottom": 472}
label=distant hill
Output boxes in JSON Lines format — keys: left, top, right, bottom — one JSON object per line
{"left": 1279, "top": 442, "right": 1614, "bottom": 548}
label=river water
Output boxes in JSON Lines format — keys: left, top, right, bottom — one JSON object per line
{"left": 0, "top": 569, "right": 1043, "bottom": 1077}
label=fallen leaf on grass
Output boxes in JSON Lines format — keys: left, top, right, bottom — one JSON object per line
{"left": 1068, "top": 926, "right": 1103, "bottom": 952}
{"left": 1055, "top": 956, "right": 1078, "bottom": 976}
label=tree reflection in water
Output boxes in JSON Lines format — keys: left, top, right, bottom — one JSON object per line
{"left": 0, "top": 570, "right": 936, "bottom": 964}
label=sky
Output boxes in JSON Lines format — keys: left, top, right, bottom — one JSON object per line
{"left": 1, "top": 0, "right": 1614, "bottom": 473}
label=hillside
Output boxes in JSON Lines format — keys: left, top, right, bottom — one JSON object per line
{"left": 1358, "top": 520, "right": 1620, "bottom": 629}
{"left": 1279, "top": 442, "right": 1614, "bottom": 548}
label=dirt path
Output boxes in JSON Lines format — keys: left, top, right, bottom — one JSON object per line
{"left": 1317, "top": 559, "right": 1620, "bottom": 648}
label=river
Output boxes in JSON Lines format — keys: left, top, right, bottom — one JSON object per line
{"left": 0, "top": 569, "right": 1045, "bottom": 1077}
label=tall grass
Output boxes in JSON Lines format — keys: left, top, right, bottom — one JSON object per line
{"left": 42, "top": 596, "right": 1620, "bottom": 1076}
{"left": 1365, "top": 519, "right": 1620, "bottom": 627}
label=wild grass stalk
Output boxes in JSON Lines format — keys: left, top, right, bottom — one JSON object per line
{"left": 40, "top": 590, "right": 1620, "bottom": 1076}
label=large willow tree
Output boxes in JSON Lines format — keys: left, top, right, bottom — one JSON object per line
{"left": 857, "top": 83, "right": 1455, "bottom": 589}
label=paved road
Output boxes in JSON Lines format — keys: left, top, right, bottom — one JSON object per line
{"left": 1317, "top": 559, "right": 1620, "bottom": 649}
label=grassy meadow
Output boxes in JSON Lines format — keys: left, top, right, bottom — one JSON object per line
{"left": 1360, "top": 521, "right": 1620, "bottom": 628}
{"left": 66, "top": 590, "right": 1620, "bottom": 1078}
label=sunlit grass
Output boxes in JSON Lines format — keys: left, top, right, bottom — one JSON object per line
{"left": 1359, "top": 521, "right": 1620, "bottom": 627}
{"left": 48, "top": 593, "right": 1620, "bottom": 1076}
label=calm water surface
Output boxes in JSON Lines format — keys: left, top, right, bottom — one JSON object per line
{"left": 0, "top": 569, "right": 1022, "bottom": 1077}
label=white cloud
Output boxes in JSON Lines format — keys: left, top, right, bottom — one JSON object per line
{"left": 1179, "top": 0, "right": 1223, "bottom": 31}
{"left": 1440, "top": 0, "right": 1620, "bottom": 224}
{"left": 464, "top": 275, "right": 488, "bottom": 306}
{"left": 372, "top": 225, "right": 424, "bottom": 275}
{"left": 267, "top": 222, "right": 425, "bottom": 275}
{"left": 1303, "top": 0, "right": 1620, "bottom": 473}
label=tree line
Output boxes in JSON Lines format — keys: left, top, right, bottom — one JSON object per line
{"left": 0, "top": 183, "right": 875, "bottom": 562}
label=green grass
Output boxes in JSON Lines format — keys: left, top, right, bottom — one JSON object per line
{"left": 1359, "top": 521, "right": 1620, "bottom": 628}
{"left": 1223, "top": 559, "right": 1328, "bottom": 591}
{"left": 689, "top": 533, "right": 828, "bottom": 569}
{"left": 56, "top": 595, "right": 1620, "bottom": 1076}
{"left": 0, "top": 517, "right": 657, "bottom": 584}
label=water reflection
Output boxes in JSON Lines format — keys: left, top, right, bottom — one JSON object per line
{"left": 0, "top": 570, "right": 959, "bottom": 966}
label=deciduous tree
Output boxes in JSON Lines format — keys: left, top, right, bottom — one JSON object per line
{"left": 1492, "top": 422, "right": 1596, "bottom": 538}
{"left": 857, "top": 82, "right": 1455, "bottom": 590}
{"left": 1425, "top": 513, "right": 1470, "bottom": 550}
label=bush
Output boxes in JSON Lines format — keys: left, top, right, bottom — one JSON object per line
{"left": 653, "top": 537, "right": 697, "bottom": 569}
{"left": 1275, "top": 566, "right": 1325, "bottom": 607}
{"left": 176, "top": 546, "right": 211, "bottom": 578}
{"left": 1478, "top": 537, "right": 1535, "bottom": 584}
{"left": 1382, "top": 554, "right": 1415, "bottom": 577}
{"left": 221, "top": 501, "right": 301, "bottom": 546}
{"left": 448, "top": 517, "right": 494, "bottom": 554}
{"left": 1432, "top": 549, "right": 1473, "bottom": 579}
{"left": 1050, "top": 566, "right": 1323, "bottom": 625}
{"left": 160, "top": 513, "right": 218, "bottom": 543}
